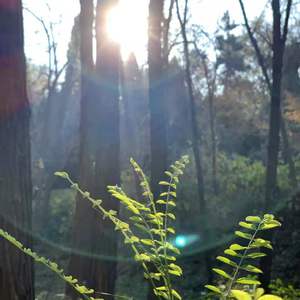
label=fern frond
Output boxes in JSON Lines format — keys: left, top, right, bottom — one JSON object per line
{"left": 0, "top": 229, "right": 102, "bottom": 300}
{"left": 205, "top": 214, "right": 281, "bottom": 299}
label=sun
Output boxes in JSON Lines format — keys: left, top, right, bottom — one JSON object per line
{"left": 106, "top": 0, "right": 148, "bottom": 61}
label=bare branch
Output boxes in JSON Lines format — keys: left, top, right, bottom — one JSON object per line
{"left": 282, "top": 0, "right": 293, "bottom": 47}
{"left": 238, "top": 0, "right": 272, "bottom": 92}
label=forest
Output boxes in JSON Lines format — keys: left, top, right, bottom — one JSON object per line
{"left": 0, "top": 0, "right": 300, "bottom": 299}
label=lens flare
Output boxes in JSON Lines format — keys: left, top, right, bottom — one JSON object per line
{"left": 106, "top": 0, "right": 147, "bottom": 61}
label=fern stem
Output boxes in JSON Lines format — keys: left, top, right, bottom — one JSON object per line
{"left": 224, "top": 221, "right": 263, "bottom": 299}
{"left": 68, "top": 177, "right": 161, "bottom": 299}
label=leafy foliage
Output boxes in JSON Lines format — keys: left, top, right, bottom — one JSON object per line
{"left": 0, "top": 229, "right": 103, "bottom": 300}
{"left": 0, "top": 156, "right": 289, "bottom": 300}
{"left": 55, "top": 156, "right": 189, "bottom": 300}
{"left": 269, "top": 279, "right": 300, "bottom": 299}
{"left": 205, "top": 214, "right": 282, "bottom": 300}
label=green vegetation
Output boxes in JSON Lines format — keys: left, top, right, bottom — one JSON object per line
{"left": 205, "top": 214, "right": 282, "bottom": 299}
{"left": 0, "top": 157, "right": 288, "bottom": 300}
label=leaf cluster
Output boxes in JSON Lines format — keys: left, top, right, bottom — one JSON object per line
{"left": 55, "top": 155, "right": 189, "bottom": 300}
{"left": 0, "top": 229, "right": 102, "bottom": 300}
{"left": 205, "top": 214, "right": 282, "bottom": 300}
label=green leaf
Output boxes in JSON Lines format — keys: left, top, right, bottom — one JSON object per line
{"left": 230, "top": 244, "right": 247, "bottom": 251}
{"left": 165, "top": 242, "right": 181, "bottom": 255}
{"left": 231, "top": 290, "right": 252, "bottom": 300}
{"left": 246, "top": 252, "right": 266, "bottom": 259}
{"left": 252, "top": 238, "right": 273, "bottom": 249}
{"left": 236, "top": 277, "right": 261, "bottom": 285}
{"left": 168, "top": 269, "right": 181, "bottom": 276}
{"left": 212, "top": 268, "right": 232, "bottom": 279}
{"left": 171, "top": 289, "right": 182, "bottom": 300}
{"left": 159, "top": 181, "right": 176, "bottom": 189}
{"left": 54, "top": 171, "right": 69, "bottom": 179}
{"left": 235, "top": 231, "right": 252, "bottom": 240}
{"left": 167, "top": 213, "right": 176, "bottom": 220}
{"left": 169, "top": 263, "right": 183, "bottom": 275}
{"left": 239, "top": 221, "right": 256, "bottom": 230}
{"left": 245, "top": 216, "right": 262, "bottom": 223}
{"left": 167, "top": 227, "right": 175, "bottom": 234}
{"left": 144, "top": 272, "right": 162, "bottom": 281}
{"left": 255, "top": 288, "right": 265, "bottom": 299}
{"left": 258, "top": 295, "right": 283, "bottom": 300}
{"left": 224, "top": 249, "right": 239, "bottom": 257}
{"left": 141, "top": 239, "right": 155, "bottom": 246}
{"left": 241, "top": 264, "right": 263, "bottom": 274}
{"left": 216, "top": 256, "right": 237, "bottom": 267}
{"left": 263, "top": 214, "right": 274, "bottom": 221}
{"left": 134, "top": 253, "right": 151, "bottom": 262}
{"left": 204, "top": 285, "right": 222, "bottom": 294}
{"left": 156, "top": 200, "right": 176, "bottom": 207}
{"left": 159, "top": 254, "right": 176, "bottom": 261}
{"left": 260, "top": 220, "right": 281, "bottom": 230}
{"left": 124, "top": 236, "right": 140, "bottom": 244}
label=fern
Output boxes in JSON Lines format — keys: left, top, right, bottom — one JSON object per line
{"left": 54, "top": 155, "right": 189, "bottom": 300}
{"left": 0, "top": 229, "right": 103, "bottom": 300}
{"left": 0, "top": 155, "right": 285, "bottom": 300}
{"left": 205, "top": 214, "right": 282, "bottom": 300}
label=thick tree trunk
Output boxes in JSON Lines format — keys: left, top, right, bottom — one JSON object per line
{"left": 148, "top": 0, "right": 167, "bottom": 199}
{"left": 67, "top": 1, "right": 120, "bottom": 299}
{"left": 66, "top": 1, "right": 97, "bottom": 298}
{"left": 148, "top": 1, "right": 168, "bottom": 299}
{"left": 0, "top": 1, "right": 34, "bottom": 299}
{"left": 260, "top": 0, "right": 292, "bottom": 291}
{"left": 94, "top": 0, "right": 120, "bottom": 297}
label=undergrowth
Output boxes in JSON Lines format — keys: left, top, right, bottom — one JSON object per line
{"left": 0, "top": 156, "right": 284, "bottom": 300}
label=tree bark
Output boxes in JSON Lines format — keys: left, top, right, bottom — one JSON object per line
{"left": 260, "top": 0, "right": 292, "bottom": 291}
{"left": 0, "top": 1, "right": 34, "bottom": 299}
{"left": 147, "top": 0, "right": 168, "bottom": 299}
{"left": 238, "top": 0, "right": 297, "bottom": 190}
{"left": 201, "top": 55, "right": 218, "bottom": 194}
{"left": 66, "top": 0, "right": 97, "bottom": 298}
{"left": 94, "top": 0, "right": 120, "bottom": 297}
{"left": 66, "top": 1, "right": 120, "bottom": 299}
{"left": 148, "top": 0, "right": 168, "bottom": 200}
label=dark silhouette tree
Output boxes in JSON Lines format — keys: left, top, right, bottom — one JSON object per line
{"left": 94, "top": 0, "right": 120, "bottom": 296}
{"left": 147, "top": 0, "right": 168, "bottom": 299}
{"left": 0, "top": 0, "right": 34, "bottom": 299}
{"left": 66, "top": 0, "right": 120, "bottom": 299}
{"left": 238, "top": 0, "right": 297, "bottom": 191}
{"left": 238, "top": 0, "right": 293, "bottom": 290}
{"left": 148, "top": 0, "right": 168, "bottom": 200}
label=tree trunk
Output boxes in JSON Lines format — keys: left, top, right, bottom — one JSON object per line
{"left": 148, "top": 0, "right": 168, "bottom": 299}
{"left": 148, "top": 0, "right": 167, "bottom": 199}
{"left": 94, "top": 0, "right": 120, "bottom": 297}
{"left": 66, "top": 0, "right": 97, "bottom": 298}
{"left": 260, "top": 0, "right": 292, "bottom": 290}
{"left": 281, "top": 118, "right": 297, "bottom": 189}
{"left": 175, "top": 0, "right": 212, "bottom": 282}
{"left": 202, "top": 56, "right": 218, "bottom": 194}
{"left": 0, "top": 1, "right": 34, "bottom": 299}
{"left": 238, "top": 0, "right": 297, "bottom": 190}
{"left": 66, "top": 1, "right": 120, "bottom": 299}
